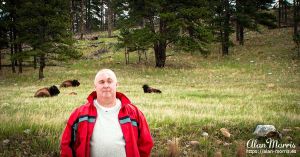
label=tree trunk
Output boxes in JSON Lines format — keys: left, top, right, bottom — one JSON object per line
{"left": 236, "top": 22, "right": 240, "bottom": 41}
{"left": 154, "top": 18, "right": 167, "bottom": 68}
{"left": 236, "top": 0, "right": 240, "bottom": 42}
{"left": 149, "top": 17, "right": 166, "bottom": 67}
{"left": 80, "top": 0, "right": 85, "bottom": 39}
{"left": 107, "top": 0, "right": 113, "bottom": 37}
{"left": 10, "top": 28, "right": 16, "bottom": 73}
{"left": 236, "top": 0, "right": 244, "bottom": 45}
{"left": 294, "top": 0, "right": 299, "bottom": 35}
{"left": 39, "top": 54, "right": 45, "bottom": 79}
{"left": 10, "top": 47, "right": 16, "bottom": 73}
{"left": 222, "top": 0, "right": 230, "bottom": 55}
{"left": 137, "top": 48, "right": 142, "bottom": 63}
{"left": 85, "top": 0, "right": 91, "bottom": 33}
{"left": 70, "top": 0, "right": 75, "bottom": 33}
{"left": 0, "top": 50, "right": 2, "bottom": 71}
{"left": 14, "top": 42, "right": 18, "bottom": 67}
{"left": 298, "top": 45, "right": 300, "bottom": 58}
{"left": 18, "top": 44, "right": 22, "bottom": 73}
{"left": 239, "top": 25, "right": 244, "bottom": 45}
{"left": 100, "top": 0, "right": 104, "bottom": 31}
{"left": 154, "top": 41, "right": 166, "bottom": 68}
{"left": 9, "top": 2, "right": 17, "bottom": 73}
{"left": 294, "top": 0, "right": 297, "bottom": 35}
{"left": 33, "top": 55, "right": 37, "bottom": 69}
{"left": 278, "top": 0, "right": 282, "bottom": 27}
{"left": 284, "top": 1, "right": 288, "bottom": 24}
{"left": 13, "top": 14, "right": 19, "bottom": 68}
{"left": 143, "top": 49, "right": 147, "bottom": 62}
{"left": 125, "top": 47, "right": 129, "bottom": 64}
{"left": 74, "top": 13, "right": 80, "bottom": 33}
{"left": 113, "top": 12, "right": 117, "bottom": 28}
{"left": 297, "top": 42, "right": 300, "bottom": 58}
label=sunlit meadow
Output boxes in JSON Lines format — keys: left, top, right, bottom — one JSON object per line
{"left": 0, "top": 28, "right": 299, "bottom": 156}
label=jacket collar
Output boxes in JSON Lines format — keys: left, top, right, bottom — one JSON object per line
{"left": 87, "top": 91, "right": 131, "bottom": 107}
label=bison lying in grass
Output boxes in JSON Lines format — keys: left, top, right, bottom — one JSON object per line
{"left": 142, "top": 84, "right": 162, "bottom": 93}
{"left": 60, "top": 80, "right": 80, "bottom": 88}
{"left": 34, "top": 85, "right": 60, "bottom": 97}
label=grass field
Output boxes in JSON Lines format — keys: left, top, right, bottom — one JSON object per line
{"left": 0, "top": 28, "right": 299, "bottom": 157}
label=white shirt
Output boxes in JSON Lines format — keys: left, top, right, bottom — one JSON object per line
{"left": 90, "top": 99, "right": 126, "bottom": 157}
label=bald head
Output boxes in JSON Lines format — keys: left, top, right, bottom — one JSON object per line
{"left": 94, "top": 69, "right": 118, "bottom": 85}
{"left": 94, "top": 69, "right": 118, "bottom": 107}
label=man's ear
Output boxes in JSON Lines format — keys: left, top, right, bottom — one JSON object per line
{"left": 116, "top": 82, "right": 119, "bottom": 87}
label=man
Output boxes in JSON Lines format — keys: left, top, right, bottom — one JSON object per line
{"left": 60, "top": 69, "right": 153, "bottom": 157}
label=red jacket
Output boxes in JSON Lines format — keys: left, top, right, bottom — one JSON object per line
{"left": 60, "top": 92, "right": 153, "bottom": 157}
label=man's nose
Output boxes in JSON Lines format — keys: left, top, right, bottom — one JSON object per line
{"left": 103, "top": 82, "right": 109, "bottom": 87}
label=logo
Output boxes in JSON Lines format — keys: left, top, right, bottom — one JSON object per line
{"left": 246, "top": 138, "right": 297, "bottom": 154}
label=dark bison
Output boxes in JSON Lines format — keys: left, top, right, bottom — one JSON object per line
{"left": 142, "top": 84, "right": 162, "bottom": 93}
{"left": 60, "top": 80, "right": 80, "bottom": 87}
{"left": 34, "top": 85, "right": 60, "bottom": 97}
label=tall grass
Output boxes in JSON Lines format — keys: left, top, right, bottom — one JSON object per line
{"left": 0, "top": 28, "right": 299, "bottom": 156}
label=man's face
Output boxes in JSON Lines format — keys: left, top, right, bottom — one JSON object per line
{"left": 94, "top": 72, "right": 117, "bottom": 99}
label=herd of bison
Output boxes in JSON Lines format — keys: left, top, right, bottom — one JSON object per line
{"left": 34, "top": 80, "right": 162, "bottom": 98}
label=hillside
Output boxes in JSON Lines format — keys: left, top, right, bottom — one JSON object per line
{"left": 0, "top": 27, "right": 299, "bottom": 156}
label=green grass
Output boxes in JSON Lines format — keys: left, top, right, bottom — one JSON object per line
{"left": 0, "top": 28, "right": 300, "bottom": 156}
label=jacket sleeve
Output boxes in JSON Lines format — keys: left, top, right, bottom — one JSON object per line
{"left": 137, "top": 110, "right": 154, "bottom": 157}
{"left": 60, "top": 109, "right": 78, "bottom": 157}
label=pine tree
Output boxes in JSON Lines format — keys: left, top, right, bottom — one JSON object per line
{"left": 208, "top": 0, "right": 234, "bottom": 56}
{"left": 210, "top": 0, "right": 276, "bottom": 55}
{"left": 18, "top": 0, "right": 80, "bottom": 79}
{"left": 2, "top": 0, "right": 25, "bottom": 73}
{"left": 0, "top": 1, "right": 9, "bottom": 71}
{"left": 69, "top": 0, "right": 109, "bottom": 34}
{"left": 222, "top": 0, "right": 230, "bottom": 55}
{"left": 115, "top": 0, "right": 213, "bottom": 67}
{"left": 234, "top": 0, "right": 276, "bottom": 45}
